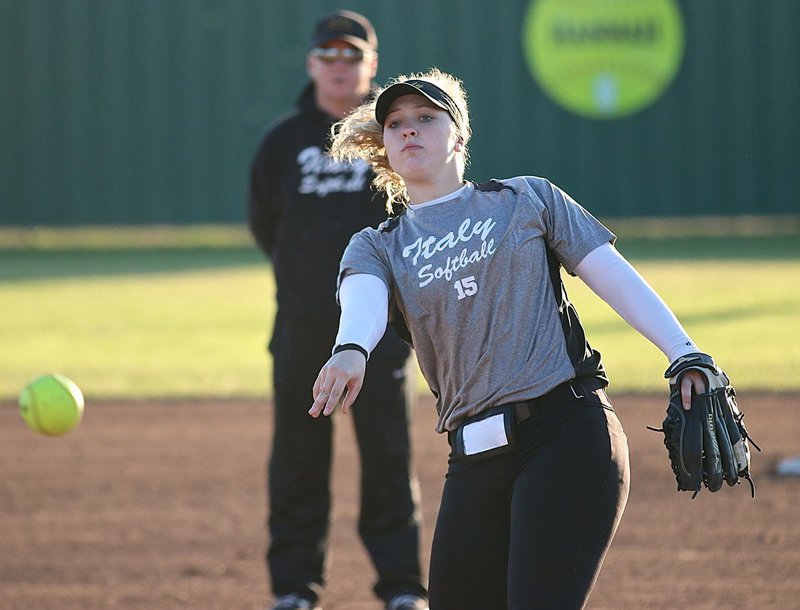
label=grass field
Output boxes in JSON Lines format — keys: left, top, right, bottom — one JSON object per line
{"left": 1, "top": 228, "right": 799, "bottom": 400}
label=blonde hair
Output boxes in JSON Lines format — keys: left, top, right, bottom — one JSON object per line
{"left": 329, "top": 68, "right": 471, "bottom": 212}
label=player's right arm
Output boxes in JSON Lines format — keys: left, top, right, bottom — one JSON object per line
{"left": 309, "top": 273, "right": 388, "bottom": 417}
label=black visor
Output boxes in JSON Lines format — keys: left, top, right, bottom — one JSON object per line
{"left": 375, "top": 79, "right": 461, "bottom": 128}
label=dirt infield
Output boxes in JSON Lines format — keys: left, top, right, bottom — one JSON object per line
{"left": 2, "top": 393, "right": 799, "bottom": 610}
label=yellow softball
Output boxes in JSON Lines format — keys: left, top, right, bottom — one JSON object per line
{"left": 19, "top": 373, "right": 85, "bottom": 436}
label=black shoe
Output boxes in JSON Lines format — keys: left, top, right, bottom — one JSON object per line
{"left": 386, "top": 594, "right": 429, "bottom": 610}
{"left": 270, "top": 593, "right": 321, "bottom": 610}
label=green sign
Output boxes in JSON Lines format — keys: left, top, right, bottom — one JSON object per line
{"left": 522, "top": 0, "right": 685, "bottom": 119}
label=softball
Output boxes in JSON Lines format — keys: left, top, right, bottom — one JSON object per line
{"left": 19, "top": 373, "right": 85, "bottom": 436}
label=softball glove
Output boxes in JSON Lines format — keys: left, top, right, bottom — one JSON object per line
{"left": 650, "top": 353, "right": 761, "bottom": 498}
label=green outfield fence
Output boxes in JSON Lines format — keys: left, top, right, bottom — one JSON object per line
{"left": 2, "top": 0, "right": 798, "bottom": 227}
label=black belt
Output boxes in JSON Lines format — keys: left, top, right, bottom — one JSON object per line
{"left": 447, "top": 378, "right": 608, "bottom": 446}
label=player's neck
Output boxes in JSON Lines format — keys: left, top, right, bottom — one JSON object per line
{"left": 407, "top": 177, "right": 466, "bottom": 207}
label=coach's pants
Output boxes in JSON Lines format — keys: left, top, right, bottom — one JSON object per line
{"left": 428, "top": 386, "right": 630, "bottom": 610}
{"left": 267, "top": 314, "right": 426, "bottom": 604}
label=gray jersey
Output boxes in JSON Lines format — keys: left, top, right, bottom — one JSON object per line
{"left": 339, "top": 176, "right": 615, "bottom": 432}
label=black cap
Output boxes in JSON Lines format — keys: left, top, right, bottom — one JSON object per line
{"left": 310, "top": 10, "right": 377, "bottom": 52}
{"left": 375, "top": 79, "right": 462, "bottom": 128}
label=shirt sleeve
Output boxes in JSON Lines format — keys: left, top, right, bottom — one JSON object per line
{"left": 337, "top": 227, "right": 394, "bottom": 299}
{"left": 523, "top": 177, "right": 616, "bottom": 274}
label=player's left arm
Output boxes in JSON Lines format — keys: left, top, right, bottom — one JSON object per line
{"left": 574, "top": 242, "right": 705, "bottom": 406}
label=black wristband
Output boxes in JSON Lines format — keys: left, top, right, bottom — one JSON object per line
{"left": 333, "top": 343, "right": 369, "bottom": 361}
{"left": 664, "top": 352, "right": 716, "bottom": 379}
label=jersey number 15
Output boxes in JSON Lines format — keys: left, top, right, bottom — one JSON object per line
{"left": 454, "top": 276, "right": 478, "bottom": 300}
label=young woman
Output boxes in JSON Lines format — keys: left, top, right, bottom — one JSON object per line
{"left": 308, "top": 69, "right": 708, "bottom": 609}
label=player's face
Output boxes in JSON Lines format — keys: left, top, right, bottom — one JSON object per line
{"left": 382, "top": 94, "right": 462, "bottom": 184}
{"left": 307, "top": 40, "right": 377, "bottom": 103}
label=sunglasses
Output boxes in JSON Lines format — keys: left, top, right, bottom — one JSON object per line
{"left": 309, "top": 46, "right": 366, "bottom": 65}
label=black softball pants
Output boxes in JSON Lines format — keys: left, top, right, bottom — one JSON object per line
{"left": 267, "top": 314, "right": 426, "bottom": 604}
{"left": 428, "top": 384, "right": 630, "bottom": 610}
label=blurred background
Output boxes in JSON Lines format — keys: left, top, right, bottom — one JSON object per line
{"left": 2, "top": 0, "right": 798, "bottom": 226}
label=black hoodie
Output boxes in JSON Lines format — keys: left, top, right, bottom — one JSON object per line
{"left": 248, "top": 83, "right": 389, "bottom": 322}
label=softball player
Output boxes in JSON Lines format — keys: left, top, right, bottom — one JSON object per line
{"left": 309, "top": 69, "right": 707, "bottom": 609}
